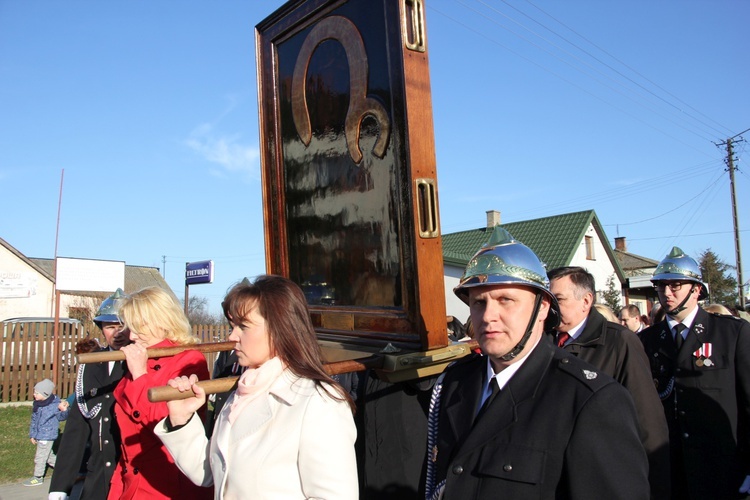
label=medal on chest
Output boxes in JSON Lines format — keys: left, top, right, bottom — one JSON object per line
{"left": 693, "top": 342, "right": 713, "bottom": 367}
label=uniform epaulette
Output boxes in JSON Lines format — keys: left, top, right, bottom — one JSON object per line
{"left": 445, "top": 351, "right": 482, "bottom": 370}
{"left": 708, "top": 311, "right": 742, "bottom": 321}
{"left": 554, "top": 352, "right": 613, "bottom": 392}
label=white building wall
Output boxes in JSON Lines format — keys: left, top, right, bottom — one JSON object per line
{"left": 444, "top": 264, "right": 469, "bottom": 323}
{"left": 0, "top": 246, "right": 55, "bottom": 320}
{"left": 567, "top": 223, "right": 623, "bottom": 305}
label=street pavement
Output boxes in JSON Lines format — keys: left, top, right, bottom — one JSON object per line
{"left": 0, "top": 480, "right": 81, "bottom": 500}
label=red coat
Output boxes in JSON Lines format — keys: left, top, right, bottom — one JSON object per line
{"left": 108, "top": 339, "right": 213, "bottom": 500}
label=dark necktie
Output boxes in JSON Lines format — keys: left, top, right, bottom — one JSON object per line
{"left": 474, "top": 379, "right": 500, "bottom": 426}
{"left": 557, "top": 331, "right": 570, "bottom": 347}
{"left": 674, "top": 323, "right": 687, "bottom": 351}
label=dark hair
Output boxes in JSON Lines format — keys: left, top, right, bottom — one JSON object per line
{"left": 222, "top": 275, "right": 354, "bottom": 412}
{"left": 547, "top": 266, "right": 596, "bottom": 300}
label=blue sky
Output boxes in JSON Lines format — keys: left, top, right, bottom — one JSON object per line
{"left": 1, "top": 0, "right": 748, "bottom": 314}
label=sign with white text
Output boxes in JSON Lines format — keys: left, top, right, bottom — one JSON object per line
{"left": 185, "top": 260, "right": 214, "bottom": 285}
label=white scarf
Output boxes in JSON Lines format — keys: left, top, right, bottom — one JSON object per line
{"left": 228, "top": 357, "right": 285, "bottom": 424}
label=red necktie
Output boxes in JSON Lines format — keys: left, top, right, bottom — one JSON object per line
{"left": 557, "top": 331, "right": 570, "bottom": 347}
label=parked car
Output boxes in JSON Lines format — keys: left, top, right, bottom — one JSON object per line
{"left": 1, "top": 317, "right": 84, "bottom": 369}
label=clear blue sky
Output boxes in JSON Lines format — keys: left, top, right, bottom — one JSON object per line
{"left": 2, "top": 0, "right": 748, "bottom": 314}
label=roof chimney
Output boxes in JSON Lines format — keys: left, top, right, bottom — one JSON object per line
{"left": 486, "top": 210, "right": 501, "bottom": 229}
{"left": 615, "top": 236, "right": 627, "bottom": 252}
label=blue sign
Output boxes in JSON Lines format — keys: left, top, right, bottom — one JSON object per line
{"left": 185, "top": 260, "right": 214, "bottom": 285}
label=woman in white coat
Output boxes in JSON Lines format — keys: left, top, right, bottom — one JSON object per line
{"left": 154, "top": 275, "right": 358, "bottom": 499}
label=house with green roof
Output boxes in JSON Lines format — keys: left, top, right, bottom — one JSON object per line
{"left": 443, "top": 210, "right": 626, "bottom": 321}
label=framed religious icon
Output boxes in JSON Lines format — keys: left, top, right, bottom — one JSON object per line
{"left": 256, "top": 0, "right": 448, "bottom": 354}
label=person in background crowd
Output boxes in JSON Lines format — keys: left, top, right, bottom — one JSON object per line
{"left": 108, "top": 287, "right": 213, "bottom": 500}
{"left": 26, "top": 379, "right": 69, "bottom": 487}
{"left": 650, "top": 302, "right": 666, "bottom": 325}
{"left": 425, "top": 228, "right": 648, "bottom": 499}
{"left": 446, "top": 316, "right": 467, "bottom": 342}
{"left": 619, "top": 303, "right": 646, "bottom": 335}
{"left": 49, "top": 289, "right": 127, "bottom": 500}
{"left": 641, "top": 314, "right": 651, "bottom": 327}
{"left": 548, "top": 266, "right": 670, "bottom": 499}
{"left": 205, "top": 278, "right": 251, "bottom": 437}
{"left": 594, "top": 303, "right": 619, "bottom": 322}
{"left": 704, "top": 303, "right": 733, "bottom": 316}
{"left": 156, "top": 276, "right": 357, "bottom": 499}
{"left": 640, "top": 247, "right": 750, "bottom": 499}
{"left": 204, "top": 348, "right": 244, "bottom": 437}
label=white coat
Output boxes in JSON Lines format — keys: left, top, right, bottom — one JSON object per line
{"left": 155, "top": 369, "right": 358, "bottom": 499}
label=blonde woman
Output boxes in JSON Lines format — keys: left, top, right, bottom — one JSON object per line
{"left": 108, "top": 287, "right": 212, "bottom": 500}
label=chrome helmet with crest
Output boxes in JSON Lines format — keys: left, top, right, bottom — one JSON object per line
{"left": 93, "top": 288, "right": 125, "bottom": 328}
{"left": 455, "top": 227, "right": 558, "bottom": 312}
{"left": 651, "top": 247, "right": 708, "bottom": 300}
{"left": 454, "top": 227, "right": 559, "bottom": 359}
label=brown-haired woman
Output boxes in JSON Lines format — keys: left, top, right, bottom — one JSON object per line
{"left": 155, "top": 275, "right": 358, "bottom": 499}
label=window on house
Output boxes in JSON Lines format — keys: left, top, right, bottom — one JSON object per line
{"left": 585, "top": 236, "right": 595, "bottom": 260}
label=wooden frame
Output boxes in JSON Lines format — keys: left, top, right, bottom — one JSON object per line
{"left": 256, "top": 0, "right": 447, "bottom": 351}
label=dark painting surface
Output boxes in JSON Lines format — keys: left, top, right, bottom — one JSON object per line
{"left": 275, "top": 1, "right": 402, "bottom": 308}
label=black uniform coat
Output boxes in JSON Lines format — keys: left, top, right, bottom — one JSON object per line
{"left": 640, "top": 308, "right": 750, "bottom": 499}
{"left": 551, "top": 307, "right": 671, "bottom": 499}
{"left": 205, "top": 349, "right": 244, "bottom": 437}
{"left": 49, "top": 352, "right": 124, "bottom": 500}
{"left": 430, "top": 336, "right": 649, "bottom": 500}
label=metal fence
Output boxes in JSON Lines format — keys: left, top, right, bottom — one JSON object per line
{"left": 0, "top": 320, "right": 230, "bottom": 403}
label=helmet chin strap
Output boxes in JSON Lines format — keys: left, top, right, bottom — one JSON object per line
{"left": 664, "top": 283, "right": 696, "bottom": 316}
{"left": 500, "top": 292, "right": 543, "bottom": 361}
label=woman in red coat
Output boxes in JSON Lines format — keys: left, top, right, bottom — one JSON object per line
{"left": 107, "top": 287, "right": 213, "bottom": 500}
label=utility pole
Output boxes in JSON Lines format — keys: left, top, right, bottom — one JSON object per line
{"left": 162, "top": 255, "right": 167, "bottom": 278}
{"left": 719, "top": 130, "right": 747, "bottom": 309}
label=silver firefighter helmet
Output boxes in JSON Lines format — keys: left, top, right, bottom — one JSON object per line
{"left": 454, "top": 226, "right": 559, "bottom": 328}
{"left": 651, "top": 247, "right": 708, "bottom": 300}
{"left": 93, "top": 288, "right": 126, "bottom": 327}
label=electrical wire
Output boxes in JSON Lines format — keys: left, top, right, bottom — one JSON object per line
{"left": 520, "top": 0, "right": 736, "bottom": 137}
{"left": 470, "top": 0, "right": 721, "bottom": 142}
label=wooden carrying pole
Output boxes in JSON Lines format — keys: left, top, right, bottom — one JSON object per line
{"left": 76, "top": 341, "right": 236, "bottom": 364}
{"left": 147, "top": 355, "right": 383, "bottom": 402}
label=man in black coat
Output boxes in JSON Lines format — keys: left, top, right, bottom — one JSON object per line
{"left": 205, "top": 349, "right": 244, "bottom": 437}
{"left": 548, "top": 266, "right": 670, "bottom": 499}
{"left": 641, "top": 247, "right": 750, "bottom": 499}
{"left": 425, "top": 228, "right": 649, "bottom": 500}
{"left": 48, "top": 290, "right": 126, "bottom": 500}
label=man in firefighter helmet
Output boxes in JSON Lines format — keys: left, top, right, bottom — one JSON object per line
{"left": 641, "top": 247, "right": 750, "bottom": 498}
{"left": 49, "top": 289, "right": 126, "bottom": 500}
{"left": 425, "top": 227, "right": 648, "bottom": 500}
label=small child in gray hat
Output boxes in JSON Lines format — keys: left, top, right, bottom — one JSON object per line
{"left": 25, "top": 379, "right": 69, "bottom": 487}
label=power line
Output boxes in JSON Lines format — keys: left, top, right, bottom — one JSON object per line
{"left": 604, "top": 173, "right": 725, "bottom": 227}
{"left": 430, "top": 2, "right": 723, "bottom": 156}
{"left": 628, "top": 229, "right": 749, "bottom": 242}
{"left": 520, "top": 0, "right": 736, "bottom": 138}
{"left": 471, "top": 0, "right": 724, "bottom": 142}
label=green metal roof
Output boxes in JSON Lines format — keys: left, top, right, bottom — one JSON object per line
{"left": 443, "top": 210, "right": 625, "bottom": 280}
